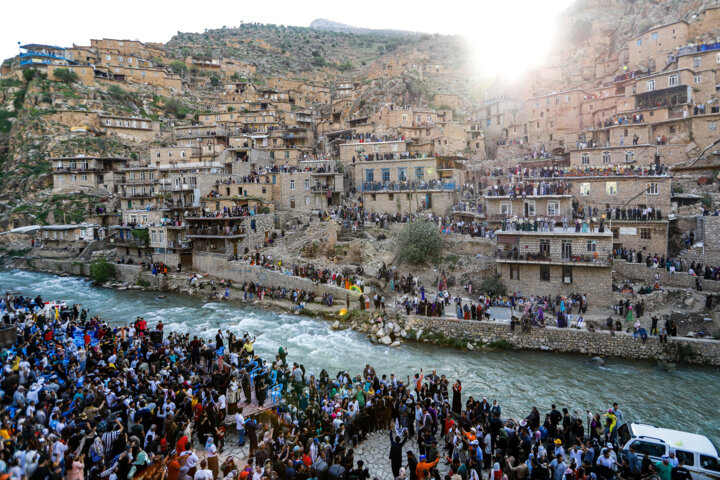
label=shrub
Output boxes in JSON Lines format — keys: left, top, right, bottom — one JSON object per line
{"left": 90, "top": 258, "right": 115, "bottom": 284}
{"left": 396, "top": 220, "right": 443, "bottom": 265}
{"left": 169, "top": 61, "right": 188, "bottom": 75}
{"left": 701, "top": 193, "right": 712, "bottom": 208}
{"left": 487, "top": 339, "right": 513, "bottom": 350}
{"left": 337, "top": 61, "right": 353, "bottom": 72}
{"left": 163, "top": 98, "right": 189, "bottom": 119}
{"left": 131, "top": 228, "right": 150, "bottom": 246}
{"left": 479, "top": 273, "right": 507, "bottom": 297}
{"left": 22, "top": 68, "right": 39, "bottom": 83}
{"left": 53, "top": 68, "right": 79, "bottom": 84}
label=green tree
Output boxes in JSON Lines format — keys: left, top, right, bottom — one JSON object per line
{"left": 53, "top": 68, "right": 79, "bottom": 84}
{"left": 89, "top": 257, "right": 115, "bottom": 284}
{"left": 169, "top": 60, "right": 188, "bottom": 75}
{"left": 396, "top": 220, "right": 443, "bottom": 265}
{"left": 337, "top": 61, "right": 353, "bottom": 72}
{"left": 22, "top": 68, "right": 39, "bottom": 83}
{"left": 209, "top": 73, "right": 222, "bottom": 88}
{"left": 479, "top": 273, "right": 507, "bottom": 297}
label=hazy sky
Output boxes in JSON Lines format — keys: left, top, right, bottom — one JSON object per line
{"left": 2, "top": 0, "right": 575, "bottom": 76}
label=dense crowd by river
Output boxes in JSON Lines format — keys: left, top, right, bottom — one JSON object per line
{"left": 2, "top": 291, "right": 714, "bottom": 480}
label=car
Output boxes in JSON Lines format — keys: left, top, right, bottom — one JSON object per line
{"left": 618, "top": 422, "right": 720, "bottom": 480}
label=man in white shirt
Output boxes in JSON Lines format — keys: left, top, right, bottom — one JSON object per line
{"left": 193, "top": 459, "right": 213, "bottom": 480}
{"left": 235, "top": 409, "right": 245, "bottom": 446}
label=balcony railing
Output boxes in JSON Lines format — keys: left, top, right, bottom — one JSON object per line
{"left": 187, "top": 226, "right": 247, "bottom": 238}
{"left": 20, "top": 51, "right": 66, "bottom": 60}
{"left": 360, "top": 181, "right": 457, "bottom": 192}
{"left": 496, "top": 250, "right": 612, "bottom": 266}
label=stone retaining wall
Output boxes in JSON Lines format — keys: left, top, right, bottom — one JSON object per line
{"left": 405, "top": 316, "right": 720, "bottom": 366}
{"left": 613, "top": 259, "right": 720, "bottom": 292}
{"left": 192, "top": 254, "right": 358, "bottom": 301}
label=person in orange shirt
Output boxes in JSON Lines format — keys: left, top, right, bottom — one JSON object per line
{"left": 415, "top": 454, "right": 440, "bottom": 479}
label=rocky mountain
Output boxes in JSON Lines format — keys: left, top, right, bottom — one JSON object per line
{"left": 308, "top": 18, "right": 422, "bottom": 37}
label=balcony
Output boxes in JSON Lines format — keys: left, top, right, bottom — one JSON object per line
{"left": 495, "top": 250, "right": 611, "bottom": 267}
{"left": 20, "top": 50, "right": 66, "bottom": 60}
{"left": 53, "top": 166, "right": 106, "bottom": 173}
{"left": 360, "top": 181, "right": 457, "bottom": 192}
{"left": 187, "top": 226, "right": 247, "bottom": 239}
{"left": 175, "top": 128, "right": 227, "bottom": 139}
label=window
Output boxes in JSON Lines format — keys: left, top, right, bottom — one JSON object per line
{"left": 700, "top": 455, "right": 720, "bottom": 473}
{"left": 694, "top": 56, "right": 702, "bottom": 68}
{"left": 547, "top": 201, "right": 560, "bottom": 216}
{"left": 625, "top": 150, "right": 634, "bottom": 163}
{"left": 381, "top": 168, "right": 390, "bottom": 182}
{"left": 305, "top": 196, "right": 310, "bottom": 206}
{"left": 636, "top": 38, "right": 642, "bottom": 46}
{"left": 510, "top": 265, "right": 520, "bottom": 280}
{"left": 640, "top": 228, "right": 652, "bottom": 240}
{"left": 602, "top": 151, "right": 611, "bottom": 164}
{"left": 646, "top": 182, "right": 659, "bottom": 195}
{"left": 675, "top": 451, "right": 694, "bottom": 467}
{"left": 581, "top": 153, "right": 589, "bottom": 165}
{"left": 631, "top": 441, "right": 665, "bottom": 458}
{"left": 565, "top": 95, "right": 570, "bottom": 102}
{"left": 646, "top": 79, "right": 655, "bottom": 91}
{"left": 562, "top": 266, "right": 573, "bottom": 284}
{"left": 398, "top": 167, "right": 408, "bottom": 182}
{"left": 304, "top": 179, "right": 310, "bottom": 190}
{"left": 290, "top": 180, "right": 295, "bottom": 190}
{"left": 694, "top": 74, "right": 702, "bottom": 84}
{"left": 652, "top": 32, "right": 658, "bottom": 41}
{"left": 709, "top": 121, "right": 717, "bottom": 131}
{"left": 540, "top": 266, "right": 550, "bottom": 282}
{"left": 562, "top": 240, "right": 572, "bottom": 259}
{"left": 606, "top": 182, "right": 617, "bottom": 195}
{"left": 587, "top": 240, "right": 597, "bottom": 252}
{"left": 290, "top": 196, "right": 295, "bottom": 208}
{"left": 668, "top": 75, "right": 679, "bottom": 87}
{"left": 365, "top": 169, "right": 374, "bottom": 183}
{"left": 540, "top": 239, "right": 550, "bottom": 258}
{"left": 415, "top": 167, "right": 424, "bottom": 181}
{"left": 500, "top": 202, "right": 512, "bottom": 215}
{"left": 612, "top": 228, "right": 620, "bottom": 239}
{"left": 151, "top": 231, "right": 157, "bottom": 243}
{"left": 524, "top": 201, "right": 536, "bottom": 216}
{"left": 580, "top": 183, "right": 591, "bottom": 196}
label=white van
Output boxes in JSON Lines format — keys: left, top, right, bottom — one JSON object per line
{"left": 618, "top": 423, "right": 720, "bottom": 480}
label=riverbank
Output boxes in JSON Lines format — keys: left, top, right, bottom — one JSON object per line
{"left": 9, "top": 256, "right": 720, "bottom": 366}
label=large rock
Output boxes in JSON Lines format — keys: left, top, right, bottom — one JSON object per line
{"left": 376, "top": 328, "right": 385, "bottom": 338}
{"left": 400, "top": 328, "right": 408, "bottom": 338}
{"left": 684, "top": 297, "right": 695, "bottom": 306}
{"left": 416, "top": 329, "right": 423, "bottom": 341}
{"left": 330, "top": 321, "right": 341, "bottom": 330}
{"left": 590, "top": 356, "right": 605, "bottom": 366}
{"left": 390, "top": 340, "right": 401, "bottom": 347}
{"left": 379, "top": 335, "right": 393, "bottom": 345}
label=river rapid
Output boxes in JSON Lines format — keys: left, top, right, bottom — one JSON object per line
{"left": 2, "top": 269, "right": 719, "bottom": 444}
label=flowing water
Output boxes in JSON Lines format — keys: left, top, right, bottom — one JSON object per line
{"left": 2, "top": 269, "right": 719, "bottom": 445}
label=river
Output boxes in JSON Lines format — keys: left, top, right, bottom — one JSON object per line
{"left": 2, "top": 269, "right": 719, "bottom": 444}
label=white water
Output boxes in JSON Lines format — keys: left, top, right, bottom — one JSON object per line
{"left": 2, "top": 269, "right": 719, "bottom": 445}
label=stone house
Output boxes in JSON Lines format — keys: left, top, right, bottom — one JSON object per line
{"left": 52, "top": 156, "right": 127, "bottom": 194}
{"left": 496, "top": 229, "right": 613, "bottom": 306}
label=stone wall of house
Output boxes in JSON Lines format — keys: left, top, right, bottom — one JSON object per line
{"left": 405, "top": 316, "right": 720, "bottom": 366}
{"left": 499, "top": 263, "right": 613, "bottom": 306}
{"left": 701, "top": 216, "right": 720, "bottom": 266}
{"left": 613, "top": 259, "right": 720, "bottom": 292}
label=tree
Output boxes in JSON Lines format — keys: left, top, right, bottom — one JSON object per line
{"left": 479, "top": 273, "right": 507, "bottom": 297}
{"left": 22, "top": 68, "right": 39, "bottom": 83}
{"left": 169, "top": 60, "right": 188, "bottom": 76}
{"left": 337, "top": 61, "right": 353, "bottom": 72}
{"left": 396, "top": 220, "right": 443, "bottom": 265}
{"left": 53, "top": 68, "right": 79, "bottom": 84}
{"left": 89, "top": 257, "right": 115, "bottom": 284}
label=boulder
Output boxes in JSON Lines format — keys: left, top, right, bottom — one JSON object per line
{"left": 466, "top": 343, "right": 474, "bottom": 351}
{"left": 379, "top": 335, "right": 393, "bottom": 345}
{"left": 400, "top": 329, "right": 408, "bottom": 338}
{"left": 330, "top": 321, "right": 341, "bottom": 330}
{"left": 684, "top": 297, "right": 695, "bottom": 306}
{"left": 376, "top": 328, "right": 385, "bottom": 338}
{"left": 390, "top": 340, "right": 401, "bottom": 347}
{"left": 590, "top": 356, "right": 605, "bottom": 366}
{"left": 416, "top": 329, "right": 423, "bottom": 341}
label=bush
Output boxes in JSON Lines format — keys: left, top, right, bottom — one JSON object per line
{"left": 396, "top": 220, "right": 443, "bottom": 265}
{"left": 169, "top": 61, "right": 188, "bottom": 75}
{"left": 162, "top": 98, "right": 189, "bottom": 119}
{"left": 479, "top": 273, "right": 507, "bottom": 297}
{"left": 22, "top": 68, "right": 39, "bottom": 83}
{"left": 701, "top": 193, "right": 712, "bottom": 208}
{"left": 90, "top": 258, "right": 115, "bottom": 284}
{"left": 337, "top": 61, "right": 353, "bottom": 72}
{"left": 131, "top": 228, "right": 150, "bottom": 246}
{"left": 53, "top": 68, "right": 79, "bottom": 84}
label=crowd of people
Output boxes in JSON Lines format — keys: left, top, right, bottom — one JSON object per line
{"left": 484, "top": 182, "right": 570, "bottom": 197}
{"left": 614, "top": 249, "right": 720, "bottom": 282}
{"left": 2, "top": 291, "right": 684, "bottom": 480}
{"left": 475, "top": 165, "right": 667, "bottom": 181}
